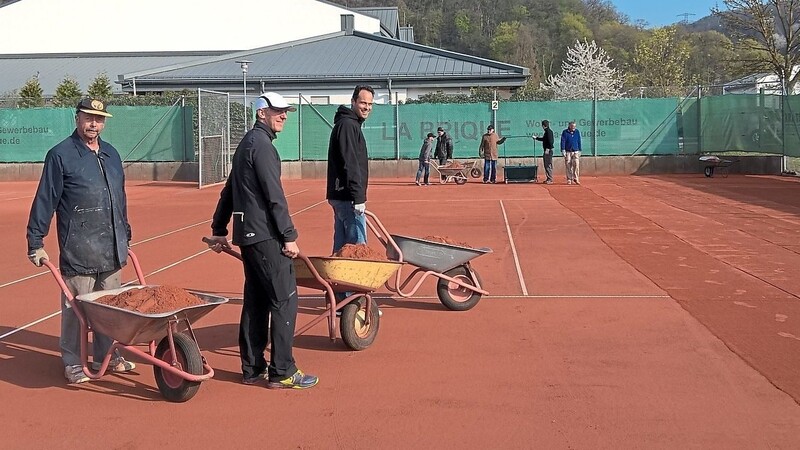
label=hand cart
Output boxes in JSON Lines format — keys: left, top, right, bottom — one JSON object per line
{"left": 429, "top": 160, "right": 480, "bottom": 185}
{"left": 699, "top": 155, "right": 739, "bottom": 177}
{"left": 363, "top": 211, "right": 492, "bottom": 311}
{"left": 41, "top": 251, "right": 227, "bottom": 402}
{"left": 203, "top": 238, "right": 402, "bottom": 351}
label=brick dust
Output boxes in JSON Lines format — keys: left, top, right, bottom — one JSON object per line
{"left": 423, "top": 235, "right": 471, "bottom": 247}
{"left": 95, "top": 285, "right": 205, "bottom": 314}
{"left": 334, "top": 243, "right": 388, "bottom": 260}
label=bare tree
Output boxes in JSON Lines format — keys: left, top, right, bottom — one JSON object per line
{"left": 714, "top": 0, "right": 800, "bottom": 93}
{"left": 542, "top": 39, "right": 625, "bottom": 100}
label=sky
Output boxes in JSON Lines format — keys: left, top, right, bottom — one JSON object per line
{"left": 610, "top": 0, "right": 725, "bottom": 28}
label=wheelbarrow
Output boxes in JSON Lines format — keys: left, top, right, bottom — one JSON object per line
{"left": 41, "top": 250, "right": 227, "bottom": 402}
{"left": 430, "top": 160, "right": 479, "bottom": 185}
{"left": 363, "top": 211, "right": 492, "bottom": 311}
{"left": 202, "top": 238, "right": 402, "bottom": 350}
{"left": 699, "top": 155, "right": 739, "bottom": 178}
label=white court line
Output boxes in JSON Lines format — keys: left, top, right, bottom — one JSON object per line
{"left": 0, "top": 189, "right": 310, "bottom": 290}
{"left": 0, "top": 193, "right": 321, "bottom": 340}
{"left": 500, "top": 200, "right": 528, "bottom": 295}
{"left": 0, "top": 311, "right": 61, "bottom": 340}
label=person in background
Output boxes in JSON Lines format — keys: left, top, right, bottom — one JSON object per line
{"left": 560, "top": 121, "right": 582, "bottom": 185}
{"left": 206, "top": 92, "right": 318, "bottom": 390}
{"left": 434, "top": 126, "right": 453, "bottom": 166}
{"left": 478, "top": 124, "right": 506, "bottom": 183}
{"left": 415, "top": 132, "right": 435, "bottom": 186}
{"left": 533, "top": 119, "right": 554, "bottom": 184}
{"left": 26, "top": 98, "right": 135, "bottom": 384}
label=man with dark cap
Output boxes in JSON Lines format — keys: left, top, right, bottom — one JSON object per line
{"left": 206, "top": 92, "right": 318, "bottom": 390}
{"left": 533, "top": 120, "right": 554, "bottom": 184}
{"left": 27, "top": 98, "right": 135, "bottom": 384}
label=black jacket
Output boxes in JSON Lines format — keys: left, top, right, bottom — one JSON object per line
{"left": 435, "top": 132, "right": 453, "bottom": 159}
{"left": 535, "top": 127, "right": 554, "bottom": 150}
{"left": 27, "top": 131, "right": 131, "bottom": 276}
{"left": 326, "top": 105, "right": 369, "bottom": 204}
{"left": 211, "top": 121, "right": 297, "bottom": 246}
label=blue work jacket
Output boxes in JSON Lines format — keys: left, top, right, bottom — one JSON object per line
{"left": 27, "top": 130, "right": 131, "bottom": 276}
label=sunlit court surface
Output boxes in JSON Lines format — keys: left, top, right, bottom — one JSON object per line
{"left": 2, "top": 174, "right": 800, "bottom": 448}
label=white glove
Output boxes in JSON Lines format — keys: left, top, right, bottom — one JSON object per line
{"left": 28, "top": 248, "right": 49, "bottom": 267}
{"left": 354, "top": 203, "right": 366, "bottom": 215}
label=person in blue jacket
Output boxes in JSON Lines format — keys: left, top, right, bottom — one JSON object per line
{"left": 560, "top": 121, "right": 582, "bottom": 185}
{"left": 26, "top": 98, "right": 135, "bottom": 384}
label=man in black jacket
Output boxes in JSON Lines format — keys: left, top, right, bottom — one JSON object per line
{"left": 434, "top": 127, "right": 453, "bottom": 165}
{"left": 27, "top": 98, "right": 135, "bottom": 384}
{"left": 326, "top": 85, "right": 374, "bottom": 254}
{"left": 533, "top": 120, "right": 555, "bottom": 184}
{"left": 207, "top": 92, "right": 317, "bottom": 390}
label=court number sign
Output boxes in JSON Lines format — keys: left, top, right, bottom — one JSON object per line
{"left": 491, "top": 100, "right": 499, "bottom": 110}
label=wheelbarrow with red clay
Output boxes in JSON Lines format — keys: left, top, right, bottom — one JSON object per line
{"left": 202, "top": 238, "right": 402, "bottom": 350}
{"left": 41, "top": 250, "right": 227, "bottom": 402}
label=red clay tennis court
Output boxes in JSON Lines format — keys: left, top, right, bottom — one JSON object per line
{"left": 2, "top": 174, "right": 800, "bottom": 448}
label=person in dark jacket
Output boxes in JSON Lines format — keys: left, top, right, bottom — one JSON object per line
{"left": 560, "top": 121, "right": 582, "bottom": 185}
{"left": 206, "top": 92, "right": 317, "bottom": 390}
{"left": 434, "top": 127, "right": 453, "bottom": 165}
{"left": 415, "top": 132, "right": 435, "bottom": 185}
{"left": 326, "top": 85, "right": 374, "bottom": 254}
{"left": 533, "top": 120, "right": 555, "bottom": 184}
{"left": 26, "top": 98, "right": 135, "bottom": 384}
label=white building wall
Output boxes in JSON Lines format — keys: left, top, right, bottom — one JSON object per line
{"left": 0, "top": 0, "right": 380, "bottom": 54}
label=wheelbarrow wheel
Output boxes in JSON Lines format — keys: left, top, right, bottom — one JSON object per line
{"left": 454, "top": 174, "right": 468, "bottom": 185}
{"left": 154, "top": 332, "right": 203, "bottom": 403}
{"left": 340, "top": 296, "right": 380, "bottom": 351}
{"left": 437, "top": 265, "right": 483, "bottom": 311}
{"left": 704, "top": 166, "right": 714, "bottom": 177}
{"left": 470, "top": 167, "right": 482, "bottom": 178}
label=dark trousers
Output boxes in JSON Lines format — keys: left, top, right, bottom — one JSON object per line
{"left": 542, "top": 149, "right": 554, "bottom": 181}
{"left": 240, "top": 239, "right": 299, "bottom": 381}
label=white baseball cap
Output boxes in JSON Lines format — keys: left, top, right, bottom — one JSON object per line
{"left": 253, "top": 92, "right": 297, "bottom": 112}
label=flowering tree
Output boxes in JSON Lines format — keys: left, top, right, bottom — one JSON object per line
{"left": 542, "top": 39, "right": 624, "bottom": 100}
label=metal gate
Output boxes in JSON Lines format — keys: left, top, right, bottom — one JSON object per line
{"left": 198, "top": 89, "right": 231, "bottom": 188}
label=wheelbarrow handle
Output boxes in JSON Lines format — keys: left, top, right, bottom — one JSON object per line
{"left": 202, "top": 236, "right": 243, "bottom": 261}
{"left": 41, "top": 249, "right": 146, "bottom": 301}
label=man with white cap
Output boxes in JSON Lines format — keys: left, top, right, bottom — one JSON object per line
{"left": 206, "top": 92, "right": 318, "bottom": 389}
{"left": 27, "top": 98, "right": 135, "bottom": 384}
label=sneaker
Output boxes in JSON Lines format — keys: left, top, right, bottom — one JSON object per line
{"left": 425, "top": 182, "right": 430, "bottom": 185}
{"left": 567, "top": 180, "right": 573, "bottom": 185}
{"left": 267, "top": 370, "right": 318, "bottom": 390}
{"left": 243, "top": 370, "right": 268, "bottom": 385}
{"left": 415, "top": 181, "right": 421, "bottom": 186}
{"left": 544, "top": 180, "right": 553, "bottom": 184}
{"left": 574, "top": 179, "right": 581, "bottom": 185}
{"left": 64, "top": 365, "right": 90, "bottom": 384}
{"left": 91, "top": 357, "right": 136, "bottom": 373}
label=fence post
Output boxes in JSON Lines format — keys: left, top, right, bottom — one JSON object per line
{"left": 298, "top": 92, "right": 303, "bottom": 161}
{"left": 696, "top": 85, "right": 702, "bottom": 154}
{"left": 592, "top": 91, "right": 597, "bottom": 156}
{"left": 395, "top": 95, "right": 400, "bottom": 160}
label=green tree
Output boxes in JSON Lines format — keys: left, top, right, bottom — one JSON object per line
{"left": 628, "top": 27, "right": 691, "bottom": 97}
{"left": 18, "top": 76, "right": 44, "bottom": 108}
{"left": 683, "top": 31, "right": 737, "bottom": 85}
{"left": 714, "top": 0, "right": 800, "bottom": 93}
{"left": 87, "top": 72, "right": 114, "bottom": 101}
{"left": 52, "top": 76, "right": 83, "bottom": 108}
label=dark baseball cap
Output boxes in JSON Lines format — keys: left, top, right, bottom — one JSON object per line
{"left": 437, "top": 127, "right": 444, "bottom": 132}
{"left": 76, "top": 98, "right": 112, "bottom": 117}
{"left": 426, "top": 132, "right": 435, "bottom": 138}
{"left": 487, "top": 124, "right": 494, "bottom": 130}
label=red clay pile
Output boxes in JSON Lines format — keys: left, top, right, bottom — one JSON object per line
{"left": 424, "top": 235, "right": 471, "bottom": 248}
{"left": 441, "top": 161, "right": 465, "bottom": 169}
{"left": 95, "top": 285, "right": 205, "bottom": 314}
{"left": 334, "top": 244, "right": 388, "bottom": 260}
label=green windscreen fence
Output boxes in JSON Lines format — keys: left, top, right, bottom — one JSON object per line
{"left": 0, "top": 105, "right": 193, "bottom": 163}
{"left": 3, "top": 95, "right": 798, "bottom": 163}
